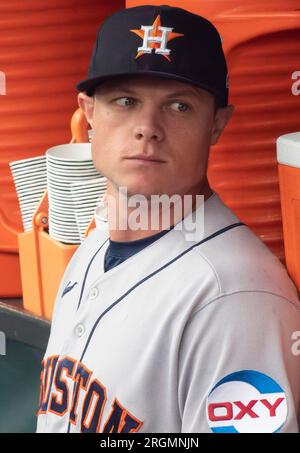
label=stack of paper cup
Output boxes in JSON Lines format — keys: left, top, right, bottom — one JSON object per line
{"left": 9, "top": 155, "right": 47, "bottom": 231}
{"left": 46, "top": 143, "right": 107, "bottom": 244}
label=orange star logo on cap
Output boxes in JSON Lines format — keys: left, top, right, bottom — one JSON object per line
{"left": 130, "top": 15, "right": 184, "bottom": 62}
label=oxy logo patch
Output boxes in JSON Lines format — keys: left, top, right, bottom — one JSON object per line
{"left": 206, "top": 370, "right": 288, "bottom": 433}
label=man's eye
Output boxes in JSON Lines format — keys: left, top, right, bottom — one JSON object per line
{"left": 115, "top": 97, "right": 135, "bottom": 107}
{"left": 170, "top": 102, "right": 190, "bottom": 112}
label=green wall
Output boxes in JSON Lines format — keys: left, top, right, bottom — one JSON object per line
{"left": 0, "top": 338, "right": 44, "bottom": 433}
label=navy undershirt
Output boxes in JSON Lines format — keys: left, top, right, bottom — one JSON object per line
{"left": 104, "top": 225, "right": 175, "bottom": 272}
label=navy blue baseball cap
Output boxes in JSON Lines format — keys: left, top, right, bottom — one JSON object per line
{"left": 76, "top": 4, "right": 229, "bottom": 107}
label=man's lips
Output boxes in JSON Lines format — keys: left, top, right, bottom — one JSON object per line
{"left": 125, "top": 154, "right": 166, "bottom": 163}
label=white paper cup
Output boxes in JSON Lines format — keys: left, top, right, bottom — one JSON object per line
{"left": 46, "top": 143, "right": 93, "bottom": 162}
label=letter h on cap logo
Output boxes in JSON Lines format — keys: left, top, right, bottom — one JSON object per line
{"left": 130, "top": 15, "right": 184, "bottom": 62}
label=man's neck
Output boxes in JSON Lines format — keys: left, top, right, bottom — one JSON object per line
{"left": 105, "top": 180, "right": 213, "bottom": 242}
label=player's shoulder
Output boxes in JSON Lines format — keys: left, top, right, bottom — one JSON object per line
{"left": 187, "top": 193, "right": 299, "bottom": 306}
{"left": 60, "top": 225, "right": 108, "bottom": 280}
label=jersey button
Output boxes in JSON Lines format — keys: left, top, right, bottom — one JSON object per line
{"left": 88, "top": 287, "right": 99, "bottom": 300}
{"left": 75, "top": 323, "right": 85, "bottom": 337}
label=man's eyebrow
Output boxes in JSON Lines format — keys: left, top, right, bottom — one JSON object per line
{"left": 104, "top": 86, "right": 201, "bottom": 100}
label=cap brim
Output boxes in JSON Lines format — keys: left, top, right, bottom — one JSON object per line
{"left": 76, "top": 71, "right": 227, "bottom": 107}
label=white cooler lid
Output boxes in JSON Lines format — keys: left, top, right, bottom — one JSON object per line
{"left": 276, "top": 132, "right": 300, "bottom": 168}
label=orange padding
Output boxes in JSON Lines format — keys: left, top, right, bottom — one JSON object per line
{"left": 278, "top": 163, "right": 300, "bottom": 294}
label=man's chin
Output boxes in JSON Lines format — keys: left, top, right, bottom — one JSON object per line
{"left": 114, "top": 183, "right": 164, "bottom": 200}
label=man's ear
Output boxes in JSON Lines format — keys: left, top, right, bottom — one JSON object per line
{"left": 210, "top": 104, "right": 234, "bottom": 146}
{"left": 78, "top": 92, "right": 95, "bottom": 128}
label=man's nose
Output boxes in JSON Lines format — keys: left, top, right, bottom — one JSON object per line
{"left": 133, "top": 106, "right": 164, "bottom": 142}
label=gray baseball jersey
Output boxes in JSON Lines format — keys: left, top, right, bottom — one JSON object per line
{"left": 36, "top": 192, "right": 300, "bottom": 433}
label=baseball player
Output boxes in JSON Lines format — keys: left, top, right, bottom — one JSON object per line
{"left": 36, "top": 5, "right": 300, "bottom": 433}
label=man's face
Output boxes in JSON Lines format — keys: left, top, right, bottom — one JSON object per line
{"left": 79, "top": 75, "right": 232, "bottom": 199}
